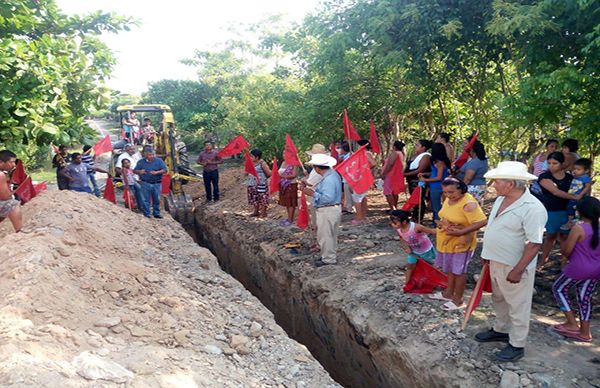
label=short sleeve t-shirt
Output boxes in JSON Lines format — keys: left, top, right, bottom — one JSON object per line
{"left": 135, "top": 157, "right": 167, "bottom": 184}
{"left": 459, "top": 158, "right": 489, "bottom": 186}
{"left": 568, "top": 174, "right": 591, "bottom": 195}
{"left": 66, "top": 163, "right": 89, "bottom": 189}
{"left": 538, "top": 171, "right": 573, "bottom": 211}
{"left": 436, "top": 193, "right": 487, "bottom": 253}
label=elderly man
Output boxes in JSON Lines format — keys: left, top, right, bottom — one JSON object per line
{"left": 302, "top": 153, "right": 342, "bottom": 267}
{"left": 475, "top": 161, "right": 547, "bottom": 362}
{"left": 0, "top": 150, "right": 23, "bottom": 232}
{"left": 134, "top": 147, "right": 167, "bottom": 219}
{"left": 197, "top": 141, "right": 223, "bottom": 202}
{"left": 116, "top": 144, "right": 142, "bottom": 177}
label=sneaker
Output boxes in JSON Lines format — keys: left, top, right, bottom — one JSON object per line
{"left": 495, "top": 344, "right": 524, "bottom": 362}
{"left": 314, "top": 258, "right": 336, "bottom": 267}
{"left": 154, "top": 214, "right": 163, "bottom": 219}
{"left": 279, "top": 219, "right": 292, "bottom": 227}
{"left": 474, "top": 329, "right": 509, "bottom": 343}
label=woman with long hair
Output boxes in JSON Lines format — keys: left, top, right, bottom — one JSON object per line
{"left": 381, "top": 140, "right": 406, "bottom": 211}
{"left": 457, "top": 140, "right": 488, "bottom": 205}
{"left": 419, "top": 143, "right": 451, "bottom": 222}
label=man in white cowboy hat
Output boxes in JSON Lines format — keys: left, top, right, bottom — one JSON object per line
{"left": 302, "top": 153, "right": 342, "bottom": 267}
{"left": 474, "top": 161, "right": 547, "bottom": 362}
{"left": 302, "top": 144, "right": 330, "bottom": 230}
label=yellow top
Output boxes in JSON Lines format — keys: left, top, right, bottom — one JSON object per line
{"left": 436, "top": 193, "right": 486, "bottom": 253}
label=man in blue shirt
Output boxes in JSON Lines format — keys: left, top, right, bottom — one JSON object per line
{"left": 303, "top": 154, "right": 342, "bottom": 267}
{"left": 134, "top": 147, "right": 167, "bottom": 218}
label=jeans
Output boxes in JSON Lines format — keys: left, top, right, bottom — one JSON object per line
{"left": 87, "top": 172, "right": 101, "bottom": 197}
{"left": 71, "top": 186, "right": 92, "bottom": 194}
{"left": 128, "top": 182, "right": 144, "bottom": 211}
{"left": 140, "top": 181, "right": 161, "bottom": 217}
{"left": 430, "top": 189, "right": 443, "bottom": 221}
{"left": 203, "top": 169, "right": 220, "bottom": 200}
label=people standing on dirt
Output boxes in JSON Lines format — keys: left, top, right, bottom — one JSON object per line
{"left": 303, "top": 154, "right": 342, "bottom": 267}
{"left": 277, "top": 160, "right": 299, "bottom": 226}
{"left": 246, "top": 149, "right": 271, "bottom": 218}
{"left": 52, "top": 145, "right": 70, "bottom": 191}
{"left": 351, "top": 139, "right": 376, "bottom": 225}
{"left": 475, "top": 161, "right": 546, "bottom": 362}
{"left": 419, "top": 143, "right": 451, "bottom": 223}
{"left": 0, "top": 150, "right": 23, "bottom": 232}
{"left": 197, "top": 141, "right": 223, "bottom": 202}
{"left": 121, "top": 158, "right": 144, "bottom": 211}
{"left": 134, "top": 147, "right": 167, "bottom": 219}
{"left": 337, "top": 141, "right": 354, "bottom": 214}
{"left": 456, "top": 140, "right": 489, "bottom": 205}
{"left": 429, "top": 178, "right": 486, "bottom": 311}
{"left": 81, "top": 145, "right": 101, "bottom": 197}
{"left": 381, "top": 140, "right": 406, "bottom": 212}
{"left": 435, "top": 133, "right": 455, "bottom": 161}
{"left": 301, "top": 144, "right": 329, "bottom": 252}
{"left": 404, "top": 139, "right": 432, "bottom": 220}
{"left": 561, "top": 138, "right": 581, "bottom": 173}
{"left": 61, "top": 152, "right": 108, "bottom": 194}
{"left": 116, "top": 144, "right": 142, "bottom": 179}
{"left": 551, "top": 196, "right": 600, "bottom": 343}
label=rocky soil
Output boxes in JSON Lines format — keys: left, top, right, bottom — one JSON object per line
{"left": 0, "top": 190, "right": 339, "bottom": 387}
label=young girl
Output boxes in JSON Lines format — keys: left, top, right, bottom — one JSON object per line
{"left": 390, "top": 210, "right": 437, "bottom": 283}
{"left": 247, "top": 149, "right": 271, "bottom": 218}
{"left": 551, "top": 196, "right": 600, "bottom": 342}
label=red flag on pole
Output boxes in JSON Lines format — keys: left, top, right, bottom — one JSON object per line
{"left": 462, "top": 263, "right": 493, "bottom": 329}
{"left": 161, "top": 174, "right": 172, "bottom": 194}
{"left": 218, "top": 135, "right": 250, "bottom": 158}
{"left": 123, "top": 187, "right": 136, "bottom": 209}
{"left": 389, "top": 156, "right": 406, "bottom": 195}
{"left": 403, "top": 259, "right": 448, "bottom": 294}
{"left": 33, "top": 182, "right": 47, "bottom": 194}
{"left": 103, "top": 178, "right": 116, "bottom": 203}
{"left": 14, "top": 176, "right": 36, "bottom": 204}
{"left": 335, "top": 146, "right": 374, "bottom": 194}
{"left": 369, "top": 120, "right": 382, "bottom": 154}
{"left": 269, "top": 159, "right": 281, "bottom": 194}
{"left": 284, "top": 134, "right": 302, "bottom": 166}
{"left": 454, "top": 132, "right": 479, "bottom": 169}
{"left": 330, "top": 143, "right": 339, "bottom": 161}
{"left": 92, "top": 135, "right": 112, "bottom": 156}
{"left": 343, "top": 110, "right": 361, "bottom": 141}
{"left": 297, "top": 191, "right": 310, "bottom": 229}
{"left": 11, "top": 160, "right": 27, "bottom": 185}
{"left": 244, "top": 149, "right": 258, "bottom": 179}
{"left": 401, "top": 186, "right": 422, "bottom": 211}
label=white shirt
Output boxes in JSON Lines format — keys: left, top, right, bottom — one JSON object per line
{"left": 409, "top": 152, "right": 431, "bottom": 170}
{"left": 306, "top": 169, "right": 324, "bottom": 187}
{"left": 116, "top": 152, "right": 142, "bottom": 181}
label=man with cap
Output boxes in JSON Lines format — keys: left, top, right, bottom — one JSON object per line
{"left": 474, "top": 161, "right": 547, "bottom": 362}
{"left": 302, "top": 153, "right": 342, "bottom": 267}
{"left": 133, "top": 147, "right": 167, "bottom": 219}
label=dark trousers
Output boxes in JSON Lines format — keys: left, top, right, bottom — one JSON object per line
{"left": 203, "top": 169, "right": 220, "bottom": 200}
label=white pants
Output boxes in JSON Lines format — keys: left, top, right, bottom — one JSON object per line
{"left": 316, "top": 205, "right": 341, "bottom": 263}
{"left": 490, "top": 260, "right": 535, "bottom": 348}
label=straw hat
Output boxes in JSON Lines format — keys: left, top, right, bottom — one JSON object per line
{"left": 484, "top": 161, "right": 538, "bottom": 181}
{"left": 306, "top": 153, "right": 337, "bottom": 167}
{"left": 305, "top": 143, "right": 330, "bottom": 156}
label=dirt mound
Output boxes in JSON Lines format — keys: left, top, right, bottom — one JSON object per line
{"left": 0, "top": 190, "right": 339, "bottom": 387}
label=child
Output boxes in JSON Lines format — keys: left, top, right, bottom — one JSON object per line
{"left": 561, "top": 158, "right": 592, "bottom": 231}
{"left": 390, "top": 210, "right": 437, "bottom": 283}
{"left": 121, "top": 158, "right": 143, "bottom": 212}
{"left": 247, "top": 149, "right": 272, "bottom": 218}
{"left": 551, "top": 196, "right": 600, "bottom": 342}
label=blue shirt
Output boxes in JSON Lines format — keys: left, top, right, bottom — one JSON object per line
{"left": 313, "top": 169, "right": 342, "bottom": 208}
{"left": 569, "top": 174, "right": 591, "bottom": 195}
{"left": 135, "top": 157, "right": 167, "bottom": 184}
{"left": 429, "top": 163, "right": 449, "bottom": 190}
{"left": 459, "top": 157, "right": 489, "bottom": 186}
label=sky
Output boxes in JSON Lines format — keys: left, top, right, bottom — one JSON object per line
{"left": 56, "top": 0, "right": 321, "bottom": 95}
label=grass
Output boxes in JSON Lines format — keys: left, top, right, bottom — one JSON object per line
{"left": 30, "top": 168, "right": 56, "bottom": 184}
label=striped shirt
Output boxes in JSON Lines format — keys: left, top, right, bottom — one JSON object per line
{"left": 81, "top": 153, "right": 94, "bottom": 173}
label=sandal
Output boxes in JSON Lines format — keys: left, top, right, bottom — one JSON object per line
{"left": 560, "top": 331, "right": 593, "bottom": 343}
{"left": 441, "top": 301, "right": 465, "bottom": 311}
{"left": 428, "top": 291, "right": 451, "bottom": 301}
{"left": 552, "top": 324, "right": 579, "bottom": 334}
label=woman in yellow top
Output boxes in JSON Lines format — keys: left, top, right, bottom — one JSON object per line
{"left": 430, "top": 177, "right": 487, "bottom": 310}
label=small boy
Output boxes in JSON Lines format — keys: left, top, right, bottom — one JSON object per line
{"left": 561, "top": 158, "right": 592, "bottom": 231}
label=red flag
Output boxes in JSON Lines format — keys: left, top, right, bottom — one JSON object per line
{"left": 218, "top": 135, "right": 250, "bottom": 158}
{"left": 33, "top": 182, "right": 47, "bottom": 194}
{"left": 343, "top": 110, "right": 361, "bottom": 141}
{"left": 401, "top": 186, "right": 422, "bottom": 211}
{"left": 269, "top": 159, "right": 281, "bottom": 194}
{"left": 335, "top": 146, "right": 374, "bottom": 194}
{"left": 123, "top": 187, "right": 136, "bottom": 209}
{"left": 330, "top": 143, "right": 339, "bottom": 161}
{"left": 389, "top": 156, "right": 406, "bottom": 195}
{"left": 14, "top": 176, "right": 36, "bottom": 204}
{"left": 11, "top": 160, "right": 27, "bottom": 185}
{"left": 454, "top": 132, "right": 479, "bottom": 169}
{"left": 297, "top": 191, "right": 310, "bottom": 229}
{"left": 284, "top": 134, "right": 302, "bottom": 166}
{"left": 244, "top": 149, "right": 258, "bottom": 179}
{"left": 92, "top": 135, "right": 112, "bottom": 156}
{"left": 161, "top": 174, "right": 172, "bottom": 194}
{"left": 369, "top": 120, "right": 382, "bottom": 154}
{"left": 103, "top": 178, "right": 116, "bottom": 203}
{"left": 462, "top": 263, "right": 493, "bottom": 329}
{"left": 403, "top": 259, "right": 448, "bottom": 294}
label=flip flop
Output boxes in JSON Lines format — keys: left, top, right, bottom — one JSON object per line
{"left": 441, "top": 301, "right": 465, "bottom": 311}
{"left": 560, "top": 331, "right": 593, "bottom": 343}
{"left": 552, "top": 324, "right": 579, "bottom": 334}
{"left": 429, "top": 291, "right": 451, "bottom": 301}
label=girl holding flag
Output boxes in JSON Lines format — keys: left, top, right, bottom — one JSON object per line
{"left": 247, "top": 149, "right": 271, "bottom": 218}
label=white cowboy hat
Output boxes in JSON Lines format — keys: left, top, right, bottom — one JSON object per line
{"left": 305, "top": 143, "right": 330, "bottom": 156}
{"left": 484, "top": 161, "right": 538, "bottom": 181}
{"left": 306, "top": 153, "right": 337, "bottom": 167}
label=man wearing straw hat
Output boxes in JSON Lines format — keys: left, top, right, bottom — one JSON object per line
{"left": 302, "top": 153, "right": 342, "bottom": 267}
{"left": 474, "top": 161, "right": 547, "bottom": 362}
{"left": 302, "top": 144, "right": 329, "bottom": 228}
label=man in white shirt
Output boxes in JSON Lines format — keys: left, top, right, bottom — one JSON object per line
{"left": 116, "top": 144, "right": 142, "bottom": 180}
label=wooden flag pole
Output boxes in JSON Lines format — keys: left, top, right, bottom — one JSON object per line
{"left": 461, "top": 263, "right": 489, "bottom": 330}
{"left": 418, "top": 186, "right": 423, "bottom": 224}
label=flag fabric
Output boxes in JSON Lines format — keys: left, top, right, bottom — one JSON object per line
{"left": 388, "top": 156, "right": 406, "bottom": 195}
{"left": 335, "top": 146, "right": 374, "bottom": 194}
{"left": 403, "top": 259, "right": 449, "bottom": 294}
{"left": 369, "top": 120, "right": 382, "bottom": 154}
{"left": 401, "top": 186, "right": 422, "bottom": 211}
{"left": 330, "top": 143, "right": 339, "bottom": 161}
{"left": 269, "top": 159, "right": 281, "bottom": 194}
{"left": 123, "top": 187, "right": 136, "bottom": 209}
{"left": 103, "top": 178, "right": 116, "bottom": 203}
{"left": 244, "top": 149, "right": 258, "bottom": 179}
{"left": 14, "top": 176, "right": 36, "bottom": 204}
{"left": 11, "top": 160, "right": 27, "bottom": 185}
{"left": 161, "top": 174, "right": 172, "bottom": 194}
{"left": 218, "top": 135, "right": 250, "bottom": 158}
{"left": 462, "top": 263, "right": 493, "bottom": 330}
{"left": 284, "top": 134, "right": 302, "bottom": 166}
{"left": 297, "top": 191, "right": 310, "bottom": 229}
{"left": 92, "top": 135, "right": 112, "bottom": 156}
{"left": 343, "top": 110, "right": 361, "bottom": 141}
{"left": 454, "top": 132, "right": 479, "bottom": 169}
{"left": 33, "top": 182, "right": 47, "bottom": 195}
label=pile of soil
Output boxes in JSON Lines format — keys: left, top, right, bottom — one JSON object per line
{"left": 0, "top": 190, "right": 338, "bottom": 387}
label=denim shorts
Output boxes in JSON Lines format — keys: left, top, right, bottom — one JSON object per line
{"left": 545, "top": 211, "right": 568, "bottom": 234}
{"left": 407, "top": 247, "right": 436, "bottom": 265}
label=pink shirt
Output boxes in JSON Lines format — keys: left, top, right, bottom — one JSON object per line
{"left": 396, "top": 222, "right": 433, "bottom": 254}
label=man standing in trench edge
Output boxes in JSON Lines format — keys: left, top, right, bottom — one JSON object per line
{"left": 302, "top": 153, "right": 342, "bottom": 267}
